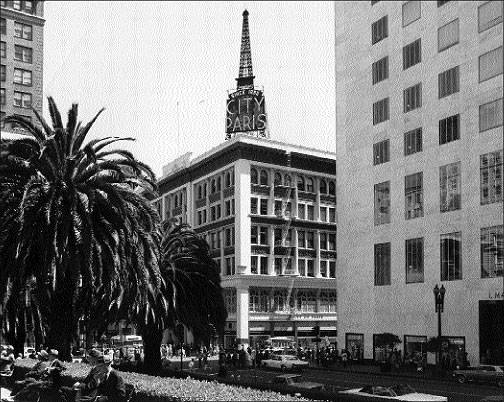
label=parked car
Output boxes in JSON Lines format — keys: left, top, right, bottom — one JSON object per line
{"left": 272, "top": 374, "right": 324, "bottom": 391}
{"left": 261, "top": 354, "right": 309, "bottom": 371}
{"left": 453, "top": 365, "right": 504, "bottom": 387}
{"left": 340, "top": 384, "right": 447, "bottom": 401}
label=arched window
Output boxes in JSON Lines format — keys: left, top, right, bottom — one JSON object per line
{"left": 320, "top": 179, "right": 327, "bottom": 194}
{"left": 260, "top": 170, "right": 268, "bottom": 185}
{"left": 251, "top": 168, "right": 258, "bottom": 184}
{"left": 217, "top": 177, "right": 221, "bottom": 192}
{"left": 225, "top": 172, "right": 231, "bottom": 188}
{"left": 211, "top": 179, "right": 216, "bottom": 194}
{"left": 297, "top": 176, "right": 305, "bottom": 191}
{"left": 306, "top": 177, "right": 314, "bottom": 192}
{"left": 274, "top": 172, "right": 282, "bottom": 186}
{"left": 284, "top": 174, "right": 292, "bottom": 187}
{"left": 329, "top": 181, "right": 336, "bottom": 196}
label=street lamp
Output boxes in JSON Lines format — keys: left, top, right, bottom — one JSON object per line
{"left": 433, "top": 284, "right": 446, "bottom": 368}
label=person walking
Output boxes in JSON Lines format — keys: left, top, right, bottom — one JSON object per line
{"left": 341, "top": 349, "right": 348, "bottom": 368}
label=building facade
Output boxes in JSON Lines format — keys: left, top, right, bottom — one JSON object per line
{"left": 155, "top": 134, "right": 337, "bottom": 348}
{"left": 335, "top": 1, "right": 503, "bottom": 365}
{"left": 1, "top": 0, "right": 44, "bottom": 134}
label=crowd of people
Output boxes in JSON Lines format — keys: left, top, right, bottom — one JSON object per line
{"left": 1, "top": 345, "right": 128, "bottom": 402}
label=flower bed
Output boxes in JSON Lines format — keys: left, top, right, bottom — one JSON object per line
{"left": 12, "top": 359, "right": 315, "bottom": 401}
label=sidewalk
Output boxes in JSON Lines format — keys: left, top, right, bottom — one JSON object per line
{"left": 307, "top": 361, "right": 455, "bottom": 383}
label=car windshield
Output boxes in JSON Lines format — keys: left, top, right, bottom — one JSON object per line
{"left": 390, "top": 384, "right": 415, "bottom": 396}
{"left": 285, "top": 356, "right": 297, "bottom": 360}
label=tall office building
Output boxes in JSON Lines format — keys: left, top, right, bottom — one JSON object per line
{"left": 335, "top": 1, "right": 503, "bottom": 365}
{"left": 154, "top": 11, "right": 337, "bottom": 348}
{"left": 1, "top": 0, "right": 44, "bottom": 134}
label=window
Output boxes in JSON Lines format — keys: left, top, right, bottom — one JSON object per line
{"left": 320, "top": 206, "right": 327, "bottom": 222}
{"left": 251, "top": 168, "right": 258, "bottom": 184}
{"left": 481, "top": 225, "right": 503, "bottom": 278}
{"left": 404, "top": 128, "right": 422, "bottom": 155}
{"left": 329, "top": 261, "right": 336, "bottom": 278}
{"left": 403, "top": 39, "right": 421, "bottom": 70}
{"left": 0, "top": 64, "right": 5, "bottom": 82}
{"left": 251, "top": 256, "right": 258, "bottom": 274}
{"left": 23, "top": 1, "right": 33, "bottom": 13}
{"left": 320, "top": 179, "right": 327, "bottom": 194}
{"left": 479, "top": 47, "right": 503, "bottom": 83}
{"left": 225, "top": 199, "right": 234, "bottom": 216}
{"left": 306, "top": 232, "right": 314, "bottom": 249}
{"left": 260, "top": 199, "right": 268, "bottom": 215}
{"left": 402, "top": 1, "right": 421, "bottom": 27}
{"left": 259, "top": 227, "right": 268, "bottom": 245}
{"left": 372, "top": 15, "right": 388, "bottom": 44}
{"left": 320, "top": 233, "right": 327, "bottom": 250}
{"left": 439, "top": 66, "right": 459, "bottom": 98}
{"left": 319, "top": 291, "right": 337, "bottom": 312}
{"left": 403, "top": 83, "right": 421, "bottom": 113}
{"left": 260, "top": 256, "right": 268, "bottom": 275}
{"left": 329, "top": 181, "right": 336, "bottom": 196}
{"left": 225, "top": 257, "right": 235, "bottom": 276}
{"left": 14, "top": 45, "right": 32, "bottom": 63}
{"left": 298, "top": 231, "right": 305, "bottom": 248}
{"left": 297, "top": 176, "right": 305, "bottom": 191}
{"left": 1, "top": 42, "right": 5, "bottom": 58}
{"left": 440, "top": 232, "right": 462, "bottom": 281}
{"left": 251, "top": 226, "right": 258, "bottom": 244}
{"left": 210, "top": 179, "right": 216, "bottom": 194}
{"left": 405, "top": 172, "right": 423, "bottom": 220}
{"left": 307, "top": 260, "right": 314, "bottom": 277}
{"left": 0, "top": 88, "right": 5, "bottom": 106}
{"left": 440, "top": 162, "right": 461, "bottom": 212}
{"left": 320, "top": 260, "right": 328, "bottom": 277}
{"left": 478, "top": 1, "right": 503, "bottom": 33}
{"left": 274, "top": 258, "right": 283, "bottom": 276}
{"left": 284, "top": 174, "right": 292, "bottom": 187}
{"left": 251, "top": 197, "right": 258, "bottom": 214}
{"left": 0, "top": 18, "right": 5, "bottom": 35}
{"left": 274, "top": 172, "right": 282, "bottom": 186}
{"left": 374, "top": 243, "right": 391, "bottom": 286}
{"left": 298, "top": 204, "right": 305, "bottom": 219}
{"left": 14, "top": 22, "right": 32, "bottom": 40}
{"left": 406, "top": 238, "right": 424, "bottom": 283}
{"left": 373, "top": 139, "right": 390, "bottom": 165}
{"left": 480, "top": 98, "right": 503, "bottom": 132}
{"left": 328, "top": 233, "right": 336, "bottom": 251}
{"left": 306, "top": 178, "right": 314, "bottom": 192}
{"left": 13, "top": 0, "right": 21, "bottom": 10}
{"left": 274, "top": 228, "right": 282, "bottom": 245}
{"left": 298, "top": 259, "right": 306, "bottom": 276}
{"left": 13, "top": 91, "right": 31, "bottom": 108}
{"left": 374, "top": 181, "right": 390, "bottom": 225}
{"left": 260, "top": 170, "right": 268, "bottom": 185}
{"left": 13, "top": 68, "right": 31, "bottom": 85}
{"left": 439, "top": 114, "right": 460, "bottom": 145}
{"left": 307, "top": 205, "right": 314, "bottom": 220}
{"left": 329, "top": 207, "right": 336, "bottom": 223}
{"left": 373, "top": 98, "right": 389, "bottom": 125}
{"left": 372, "top": 56, "right": 388, "bottom": 85}
{"left": 480, "top": 150, "right": 503, "bottom": 205}
{"left": 225, "top": 227, "right": 235, "bottom": 247}
{"left": 249, "top": 289, "right": 269, "bottom": 312}
{"left": 438, "top": 19, "right": 459, "bottom": 52}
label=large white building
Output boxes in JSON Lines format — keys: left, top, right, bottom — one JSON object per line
{"left": 154, "top": 134, "right": 337, "bottom": 349}
{"left": 335, "top": 1, "right": 503, "bottom": 365}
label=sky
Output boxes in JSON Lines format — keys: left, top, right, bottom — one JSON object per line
{"left": 43, "top": 1, "right": 336, "bottom": 178}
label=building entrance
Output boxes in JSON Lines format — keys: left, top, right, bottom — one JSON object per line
{"left": 479, "top": 300, "right": 504, "bottom": 364}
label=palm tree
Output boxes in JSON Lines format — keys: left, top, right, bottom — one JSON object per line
{"left": 0, "top": 97, "right": 163, "bottom": 360}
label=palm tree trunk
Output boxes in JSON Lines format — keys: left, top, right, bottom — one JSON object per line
{"left": 142, "top": 325, "right": 162, "bottom": 374}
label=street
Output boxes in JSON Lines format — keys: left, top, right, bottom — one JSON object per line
{"left": 223, "top": 366, "right": 504, "bottom": 402}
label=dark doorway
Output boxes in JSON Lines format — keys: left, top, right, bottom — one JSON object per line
{"left": 479, "top": 300, "right": 504, "bottom": 364}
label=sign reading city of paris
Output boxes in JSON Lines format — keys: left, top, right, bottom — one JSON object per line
{"left": 225, "top": 88, "right": 267, "bottom": 139}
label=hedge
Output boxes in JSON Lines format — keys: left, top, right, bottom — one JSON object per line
{"left": 11, "top": 359, "right": 315, "bottom": 401}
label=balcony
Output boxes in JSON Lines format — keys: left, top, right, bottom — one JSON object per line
{"left": 251, "top": 184, "right": 270, "bottom": 196}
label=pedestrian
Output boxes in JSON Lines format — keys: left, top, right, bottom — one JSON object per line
{"left": 188, "top": 358, "right": 195, "bottom": 372}
{"left": 341, "top": 349, "right": 348, "bottom": 368}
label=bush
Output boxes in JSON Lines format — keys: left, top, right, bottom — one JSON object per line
{"left": 12, "top": 359, "right": 314, "bottom": 401}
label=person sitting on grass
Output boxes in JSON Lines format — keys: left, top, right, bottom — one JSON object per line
{"left": 94, "top": 354, "right": 126, "bottom": 402}
{"left": 72, "top": 348, "right": 109, "bottom": 402}
{"left": 10, "top": 350, "right": 50, "bottom": 396}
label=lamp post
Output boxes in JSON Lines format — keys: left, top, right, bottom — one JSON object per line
{"left": 433, "top": 284, "right": 446, "bottom": 369}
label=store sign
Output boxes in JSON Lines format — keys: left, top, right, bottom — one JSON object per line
{"left": 225, "top": 88, "right": 267, "bottom": 137}
{"left": 487, "top": 290, "right": 504, "bottom": 299}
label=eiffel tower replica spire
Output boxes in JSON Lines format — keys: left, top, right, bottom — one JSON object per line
{"left": 236, "top": 9, "right": 255, "bottom": 89}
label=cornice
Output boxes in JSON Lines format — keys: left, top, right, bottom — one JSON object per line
{"left": 0, "top": 7, "right": 45, "bottom": 26}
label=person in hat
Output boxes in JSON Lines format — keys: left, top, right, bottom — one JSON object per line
{"left": 94, "top": 353, "right": 126, "bottom": 402}
{"left": 10, "top": 351, "right": 49, "bottom": 396}
{"left": 72, "top": 348, "right": 109, "bottom": 402}
{"left": 0, "top": 345, "right": 15, "bottom": 373}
